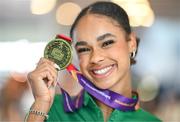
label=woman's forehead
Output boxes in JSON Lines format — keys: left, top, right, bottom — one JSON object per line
{"left": 77, "top": 14, "right": 120, "bottom": 27}
{"left": 73, "top": 14, "right": 121, "bottom": 36}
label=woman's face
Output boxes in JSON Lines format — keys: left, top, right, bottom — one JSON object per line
{"left": 73, "top": 14, "right": 136, "bottom": 90}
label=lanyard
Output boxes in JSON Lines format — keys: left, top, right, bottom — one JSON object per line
{"left": 61, "top": 64, "right": 138, "bottom": 112}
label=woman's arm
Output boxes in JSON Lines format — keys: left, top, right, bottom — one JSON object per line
{"left": 25, "top": 58, "right": 58, "bottom": 122}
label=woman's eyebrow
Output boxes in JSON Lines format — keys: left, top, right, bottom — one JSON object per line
{"left": 97, "top": 33, "right": 116, "bottom": 41}
{"left": 75, "top": 33, "right": 115, "bottom": 47}
{"left": 75, "top": 41, "right": 87, "bottom": 48}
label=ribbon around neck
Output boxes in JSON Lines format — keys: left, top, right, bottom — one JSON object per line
{"left": 59, "top": 64, "right": 139, "bottom": 112}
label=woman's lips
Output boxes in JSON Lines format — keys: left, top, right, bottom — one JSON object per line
{"left": 91, "top": 64, "right": 115, "bottom": 78}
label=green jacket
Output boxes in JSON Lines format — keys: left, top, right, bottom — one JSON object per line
{"left": 46, "top": 92, "right": 161, "bottom": 122}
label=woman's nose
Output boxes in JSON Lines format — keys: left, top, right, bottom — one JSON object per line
{"left": 90, "top": 48, "right": 105, "bottom": 64}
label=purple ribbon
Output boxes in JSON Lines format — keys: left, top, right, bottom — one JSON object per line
{"left": 59, "top": 66, "right": 138, "bottom": 112}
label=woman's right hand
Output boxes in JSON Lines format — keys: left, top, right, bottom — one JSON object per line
{"left": 27, "top": 57, "right": 58, "bottom": 107}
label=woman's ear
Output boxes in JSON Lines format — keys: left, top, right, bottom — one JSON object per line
{"left": 128, "top": 32, "right": 137, "bottom": 53}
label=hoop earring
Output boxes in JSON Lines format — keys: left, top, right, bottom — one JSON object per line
{"left": 130, "top": 50, "right": 136, "bottom": 59}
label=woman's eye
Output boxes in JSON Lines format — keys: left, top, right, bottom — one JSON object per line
{"left": 77, "top": 48, "right": 90, "bottom": 53}
{"left": 102, "top": 40, "right": 114, "bottom": 47}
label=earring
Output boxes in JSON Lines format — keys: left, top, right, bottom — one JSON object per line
{"left": 130, "top": 50, "right": 136, "bottom": 59}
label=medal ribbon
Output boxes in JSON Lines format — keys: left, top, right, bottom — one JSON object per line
{"left": 55, "top": 34, "right": 139, "bottom": 112}
{"left": 59, "top": 64, "right": 139, "bottom": 112}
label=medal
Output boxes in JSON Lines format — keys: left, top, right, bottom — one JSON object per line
{"left": 44, "top": 35, "right": 72, "bottom": 70}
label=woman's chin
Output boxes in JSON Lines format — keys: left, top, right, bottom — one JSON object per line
{"left": 93, "top": 81, "right": 113, "bottom": 90}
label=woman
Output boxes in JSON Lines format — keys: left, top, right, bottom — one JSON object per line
{"left": 26, "top": 1, "right": 161, "bottom": 122}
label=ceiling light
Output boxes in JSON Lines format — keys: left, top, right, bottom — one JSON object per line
{"left": 31, "top": 0, "right": 56, "bottom": 15}
{"left": 111, "top": 0, "right": 155, "bottom": 27}
{"left": 56, "top": 2, "right": 81, "bottom": 26}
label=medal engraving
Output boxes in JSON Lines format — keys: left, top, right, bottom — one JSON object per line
{"left": 44, "top": 38, "right": 72, "bottom": 70}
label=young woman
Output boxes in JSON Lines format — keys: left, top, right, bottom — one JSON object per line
{"left": 26, "top": 1, "right": 161, "bottom": 122}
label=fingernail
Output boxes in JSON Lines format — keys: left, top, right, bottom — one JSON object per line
{"left": 54, "top": 64, "right": 60, "bottom": 70}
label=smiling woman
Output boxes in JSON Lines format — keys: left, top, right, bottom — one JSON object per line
{"left": 26, "top": 1, "right": 161, "bottom": 122}
{"left": 72, "top": 14, "right": 135, "bottom": 92}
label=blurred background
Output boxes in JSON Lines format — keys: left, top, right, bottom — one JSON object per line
{"left": 0, "top": 0, "right": 179, "bottom": 121}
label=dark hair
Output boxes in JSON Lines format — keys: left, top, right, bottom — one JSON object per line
{"left": 70, "top": 1, "right": 139, "bottom": 65}
{"left": 70, "top": 1, "right": 131, "bottom": 38}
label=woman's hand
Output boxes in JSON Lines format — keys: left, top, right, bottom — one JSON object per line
{"left": 27, "top": 57, "right": 58, "bottom": 106}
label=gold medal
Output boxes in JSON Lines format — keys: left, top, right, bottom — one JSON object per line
{"left": 44, "top": 36, "right": 72, "bottom": 70}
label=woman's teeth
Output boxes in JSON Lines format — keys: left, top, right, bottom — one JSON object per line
{"left": 93, "top": 66, "right": 112, "bottom": 75}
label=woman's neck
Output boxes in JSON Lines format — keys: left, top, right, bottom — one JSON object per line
{"left": 110, "top": 70, "right": 132, "bottom": 98}
{"left": 95, "top": 71, "right": 133, "bottom": 121}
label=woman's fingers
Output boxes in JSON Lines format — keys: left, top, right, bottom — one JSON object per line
{"left": 29, "top": 57, "right": 58, "bottom": 90}
{"left": 37, "top": 57, "right": 54, "bottom": 67}
{"left": 27, "top": 57, "right": 59, "bottom": 103}
{"left": 36, "top": 64, "right": 57, "bottom": 78}
{"left": 36, "top": 62, "right": 58, "bottom": 85}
